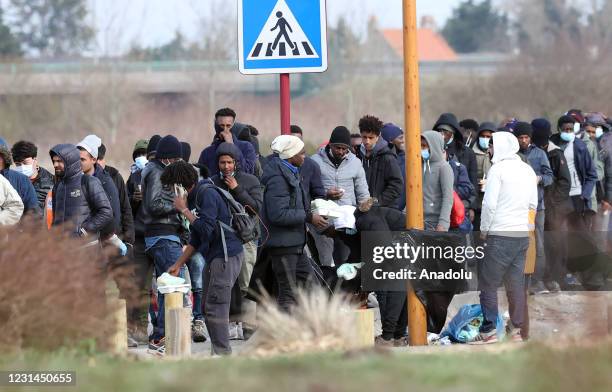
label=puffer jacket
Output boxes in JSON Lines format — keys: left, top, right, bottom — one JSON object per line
{"left": 50, "top": 144, "right": 112, "bottom": 236}
{"left": 261, "top": 156, "right": 309, "bottom": 251}
{"left": 356, "top": 139, "right": 403, "bottom": 208}
{"left": 311, "top": 146, "right": 370, "bottom": 207}
{"left": 0, "top": 174, "right": 23, "bottom": 225}
{"left": 141, "top": 159, "right": 183, "bottom": 238}
{"left": 32, "top": 167, "right": 54, "bottom": 211}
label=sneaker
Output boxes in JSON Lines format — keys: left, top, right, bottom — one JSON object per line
{"left": 564, "top": 274, "right": 581, "bottom": 289}
{"left": 544, "top": 280, "right": 561, "bottom": 293}
{"left": 505, "top": 324, "right": 523, "bottom": 343}
{"left": 375, "top": 336, "right": 395, "bottom": 348}
{"left": 243, "top": 324, "right": 257, "bottom": 341}
{"left": 127, "top": 335, "right": 139, "bottom": 348}
{"left": 147, "top": 337, "right": 165, "bottom": 357}
{"left": 529, "top": 281, "right": 550, "bottom": 295}
{"left": 467, "top": 330, "right": 498, "bottom": 345}
{"left": 228, "top": 322, "right": 244, "bottom": 340}
{"left": 393, "top": 336, "right": 409, "bottom": 347}
{"left": 192, "top": 319, "right": 207, "bottom": 343}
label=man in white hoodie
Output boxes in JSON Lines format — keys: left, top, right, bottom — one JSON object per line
{"left": 469, "top": 132, "right": 538, "bottom": 344}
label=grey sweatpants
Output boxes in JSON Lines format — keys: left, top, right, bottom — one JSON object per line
{"left": 478, "top": 235, "right": 529, "bottom": 333}
{"left": 203, "top": 252, "right": 244, "bottom": 355}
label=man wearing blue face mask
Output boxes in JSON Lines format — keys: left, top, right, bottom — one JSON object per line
{"left": 471, "top": 122, "right": 496, "bottom": 231}
{"left": 11, "top": 140, "right": 55, "bottom": 212}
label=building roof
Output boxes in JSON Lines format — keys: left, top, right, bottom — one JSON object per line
{"left": 381, "top": 28, "right": 458, "bottom": 62}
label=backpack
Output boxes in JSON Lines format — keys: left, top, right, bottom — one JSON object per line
{"left": 198, "top": 183, "right": 259, "bottom": 260}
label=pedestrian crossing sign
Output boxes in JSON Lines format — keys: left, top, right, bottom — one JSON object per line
{"left": 238, "top": 0, "right": 328, "bottom": 75}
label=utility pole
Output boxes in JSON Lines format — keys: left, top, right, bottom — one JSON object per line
{"left": 403, "top": 0, "right": 427, "bottom": 346}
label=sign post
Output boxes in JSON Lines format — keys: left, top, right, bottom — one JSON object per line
{"left": 238, "top": 0, "right": 328, "bottom": 134}
{"left": 403, "top": 0, "right": 428, "bottom": 346}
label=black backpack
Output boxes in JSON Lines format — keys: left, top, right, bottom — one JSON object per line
{"left": 197, "top": 183, "right": 259, "bottom": 260}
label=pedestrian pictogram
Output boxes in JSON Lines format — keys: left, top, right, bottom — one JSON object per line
{"left": 247, "top": 2, "right": 319, "bottom": 61}
{"left": 238, "top": 0, "right": 328, "bottom": 75}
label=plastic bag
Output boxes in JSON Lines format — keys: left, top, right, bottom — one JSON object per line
{"left": 440, "top": 304, "right": 505, "bottom": 343}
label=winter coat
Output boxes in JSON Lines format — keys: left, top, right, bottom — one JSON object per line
{"left": 598, "top": 132, "right": 612, "bottom": 204}
{"left": 32, "top": 167, "right": 54, "bottom": 211}
{"left": 188, "top": 180, "right": 243, "bottom": 261}
{"left": 395, "top": 148, "right": 406, "bottom": 210}
{"left": 544, "top": 142, "right": 572, "bottom": 216}
{"left": 421, "top": 131, "right": 454, "bottom": 230}
{"left": 356, "top": 138, "right": 403, "bottom": 208}
{"left": 480, "top": 133, "right": 538, "bottom": 236}
{"left": 299, "top": 156, "right": 326, "bottom": 207}
{"left": 519, "top": 144, "right": 554, "bottom": 211}
{"left": 550, "top": 134, "right": 598, "bottom": 211}
{"left": 93, "top": 164, "right": 122, "bottom": 239}
{"left": 311, "top": 147, "right": 370, "bottom": 207}
{"left": 198, "top": 130, "right": 258, "bottom": 175}
{"left": 50, "top": 144, "right": 113, "bottom": 236}
{"left": 581, "top": 134, "right": 604, "bottom": 212}
{"left": 449, "top": 159, "right": 476, "bottom": 207}
{"left": 261, "top": 156, "right": 309, "bottom": 251}
{"left": 0, "top": 174, "right": 23, "bottom": 225}
{"left": 434, "top": 114, "right": 478, "bottom": 190}
{"left": 141, "top": 159, "right": 183, "bottom": 238}
{"left": 105, "top": 165, "right": 135, "bottom": 244}
{"left": 126, "top": 167, "right": 145, "bottom": 238}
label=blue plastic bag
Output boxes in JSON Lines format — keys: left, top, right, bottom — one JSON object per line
{"left": 440, "top": 304, "right": 505, "bottom": 343}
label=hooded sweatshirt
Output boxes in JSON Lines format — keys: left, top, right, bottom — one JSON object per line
{"left": 434, "top": 113, "right": 478, "bottom": 191}
{"left": 198, "top": 122, "right": 258, "bottom": 175}
{"left": 421, "top": 131, "right": 454, "bottom": 230}
{"left": 480, "top": 133, "right": 538, "bottom": 236}
{"left": 0, "top": 174, "right": 23, "bottom": 225}
{"left": 356, "top": 138, "right": 403, "bottom": 208}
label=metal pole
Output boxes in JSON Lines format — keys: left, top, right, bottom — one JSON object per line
{"left": 280, "top": 73, "right": 291, "bottom": 134}
{"left": 403, "top": 0, "right": 427, "bottom": 346}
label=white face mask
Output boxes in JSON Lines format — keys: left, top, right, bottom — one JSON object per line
{"left": 14, "top": 164, "right": 34, "bottom": 178}
{"left": 135, "top": 156, "right": 148, "bottom": 170}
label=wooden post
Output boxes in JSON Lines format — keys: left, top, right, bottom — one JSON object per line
{"left": 164, "top": 292, "right": 183, "bottom": 326}
{"left": 403, "top": 0, "right": 427, "bottom": 346}
{"left": 352, "top": 309, "right": 375, "bottom": 348}
{"left": 166, "top": 308, "right": 191, "bottom": 358}
{"left": 107, "top": 298, "right": 128, "bottom": 356}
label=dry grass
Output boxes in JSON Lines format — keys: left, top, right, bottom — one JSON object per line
{"left": 0, "top": 223, "right": 112, "bottom": 353}
{"left": 243, "top": 288, "right": 359, "bottom": 358}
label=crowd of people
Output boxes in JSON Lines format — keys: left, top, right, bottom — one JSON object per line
{"left": 0, "top": 106, "right": 610, "bottom": 354}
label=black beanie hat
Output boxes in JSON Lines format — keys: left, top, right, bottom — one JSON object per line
{"left": 181, "top": 142, "right": 191, "bottom": 162}
{"left": 513, "top": 122, "right": 533, "bottom": 138}
{"left": 329, "top": 126, "right": 351, "bottom": 147}
{"left": 156, "top": 135, "right": 182, "bottom": 160}
{"left": 147, "top": 135, "right": 162, "bottom": 156}
{"left": 531, "top": 118, "right": 552, "bottom": 148}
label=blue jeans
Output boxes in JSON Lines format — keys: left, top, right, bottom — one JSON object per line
{"left": 478, "top": 236, "right": 529, "bottom": 333}
{"left": 187, "top": 253, "right": 205, "bottom": 321}
{"left": 146, "top": 239, "right": 185, "bottom": 340}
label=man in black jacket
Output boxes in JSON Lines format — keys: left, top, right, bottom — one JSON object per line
{"left": 355, "top": 115, "right": 404, "bottom": 208}
{"left": 49, "top": 144, "right": 113, "bottom": 237}
{"left": 262, "top": 135, "right": 328, "bottom": 312}
{"left": 434, "top": 113, "right": 478, "bottom": 215}
{"left": 97, "top": 143, "right": 135, "bottom": 245}
{"left": 11, "top": 140, "right": 55, "bottom": 212}
{"left": 141, "top": 135, "right": 185, "bottom": 352}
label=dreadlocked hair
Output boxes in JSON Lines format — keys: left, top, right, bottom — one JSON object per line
{"left": 160, "top": 160, "right": 198, "bottom": 190}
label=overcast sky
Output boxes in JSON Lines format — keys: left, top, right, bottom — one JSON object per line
{"left": 90, "top": 0, "right": 463, "bottom": 55}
